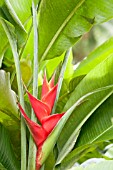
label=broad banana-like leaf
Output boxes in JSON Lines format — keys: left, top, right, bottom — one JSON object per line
{"left": 0, "top": 123, "right": 20, "bottom": 170}
{"left": 56, "top": 54, "right": 113, "bottom": 168}
{"left": 4, "top": 0, "right": 25, "bottom": 31}
{"left": 0, "top": 8, "right": 27, "bottom": 48}
{"left": 0, "top": 0, "right": 32, "bottom": 65}
{"left": 4, "top": 0, "right": 32, "bottom": 26}
{"left": 63, "top": 94, "right": 113, "bottom": 168}
{"left": 73, "top": 37, "right": 113, "bottom": 78}
{"left": 38, "top": 85, "right": 113, "bottom": 166}
{"left": 38, "top": 0, "right": 113, "bottom": 61}
{"left": 76, "top": 94, "right": 113, "bottom": 147}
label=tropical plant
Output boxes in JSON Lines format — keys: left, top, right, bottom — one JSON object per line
{"left": 1, "top": 0, "right": 113, "bottom": 170}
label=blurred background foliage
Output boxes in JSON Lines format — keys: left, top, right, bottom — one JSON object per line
{"left": 72, "top": 19, "right": 113, "bottom": 65}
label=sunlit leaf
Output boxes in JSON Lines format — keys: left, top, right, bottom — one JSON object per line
{"left": 39, "top": 85, "right": 113, "bottom": 166}
{"left": 0, "top": 23, "right": 8, "bottom": 67}
{"left": 56, "top": 54, "right": 113, "bottom": 168}
{"left": 4, "top": 0, "right": 32, "bottom": 26}
{"left": 0, "top": 70, "right": 19, "bottom": 121}
{"left": 73, "top": 37, "right": 113, "bottom": 78}
{"left": 38, "top": 0, "right": 113, "bottom": 61}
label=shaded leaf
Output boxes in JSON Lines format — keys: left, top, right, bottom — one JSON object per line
{"left": 69, "top": 75, "right": 85, "bottom": 92}
{"left": 76, "top": 94, "right": 113, "bottom": 148}
{"left": 0, "top": 70, "right": 20, "bottom": 158}
{"left": 0, "top": 123, "right": 20, "bottom": 170}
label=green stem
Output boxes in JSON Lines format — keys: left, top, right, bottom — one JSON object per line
{"left": 1, "top": 19, "right": 27, "bottom": 170}
{"left": 10, "top": 69, "right": 16, "bottom": 85}
{"left": 19, "top": 22, "right": 33, "bottom": 59}
{"left": 52, "top": 48, "right": 71, "bottom": 114}
{"left": 28, "top": 2, "right": 38, "bottom": 170}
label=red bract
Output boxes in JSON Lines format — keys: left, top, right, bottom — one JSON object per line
{"left": 18, "top": 73, "right": 64, "bottom": 170}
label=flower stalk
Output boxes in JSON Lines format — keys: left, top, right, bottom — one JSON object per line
{"left": 52, "top": 48, "right": 71, "bottom": 114}
{"left": 28, "top": 1, "right": 39, "bottom": 170}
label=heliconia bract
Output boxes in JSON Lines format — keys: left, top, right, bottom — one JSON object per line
{"left": 18, "top": 72, "right": 65, "bottom": 170}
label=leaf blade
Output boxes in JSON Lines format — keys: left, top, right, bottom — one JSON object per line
{"left": 38, "top": 0, "right": 113, "bottom": 60}
{"left": 0, "top": 124, "right": 20, "bottom": 170}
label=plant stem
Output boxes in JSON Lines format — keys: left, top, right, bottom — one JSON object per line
{"left": 12, "top": 52, "right": 26, "bottom": 170}
{"left": 52, "top": 48, "right": 71, "bottom": 114}
{"left": 1, "top": 19, "right": 27, "bottom": 170}
{"left": 28, "top": 2, "right": 38, "bottom": 170}
{"left": 19, "top": 22, "right": 33, "bottom": 59}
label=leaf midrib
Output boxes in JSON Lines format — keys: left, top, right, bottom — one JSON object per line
{"left": 40, "top": 0, "right": 85, "bottom": 61}
{"left": 56, "top": 90, "right": 113, "bottom": 165}
{"left": 90, "top": 125, "right": 113, "bottom": 143}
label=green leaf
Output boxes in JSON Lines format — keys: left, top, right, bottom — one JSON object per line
{"left": 64, "top": 50, "right": 74, "bottom": 79}
{"left": 40, "top": 84, "right": 113, "bottom": 166}
{"left": 4, "top": 0, "right": 32, "bottom": 26}
{"left": 21, "top": 27, "right": 34, "bottom": 60}
{"left": 4, "top": 0, "right": 25, "bottom": 31}
{"left": 0, "top": 0, "right": 4, "bottom": 7}
{"left": 0, "top": 23, "right": 9, "bottom": 67}
{"left": 44, "top": 151, "right": 56, "bottom": 170}
{"left": 0, "top": 163, "right": 6, "bottom": 170}
{"left": 0, "top": 123, "right": 20, "bottom": 170}
{"left": 38, "top": 0, "right": 113, "bottom": 61}
{"left": 56, "top": 54, "right": 113, "bottom": 168}
{"left": 73, "top": 37, "right": 113, "bottom": 78}
{"left": 76, "top": 94, "right": 113, "bottom": 147}
{"left": 0, "top": 163, "right": 7, "bottom": 170}
{"left": 69, "top": 75, "right": 85, "bottom": 92}
{"left": 33, "top": 0, "right": 40, "bottom": 7}
{"left": 20, "top": 59, "right": 32, "bottom": 85}
{"left": 0, "top": 11, "right": 26, "bottom": 48}
{"left": 1, "top": 15, "right": 27, "bottom": 170}
{"left": 2, "top": 47, "right": 14, "bottom": 67}
{"left": 0, "top": 70, "right": 20, "bottom": 158}
{"left": 56, "top": 130, "right": 80, "bottom": 166}
{"left": 61, "top": 95, "right": 113, "bottom": 169}
{"left": 46, "top": 53, "right": 64, "bottom": 78}
{"left": 0, "top": 70, "right": 19, "bottom": 121}
{"left": 46, "top": 50, "right": 73, "bottom": 80}
{"left": 0, "top": 0, "right": 33, "bottom": 65}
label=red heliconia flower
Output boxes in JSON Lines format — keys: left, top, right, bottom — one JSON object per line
{"left": 18, "top": 72, "right": 65, "bottom": 170}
